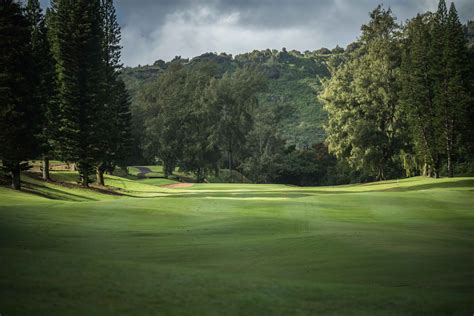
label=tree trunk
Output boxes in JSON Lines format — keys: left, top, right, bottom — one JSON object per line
{"left": 422, "top": 162, "right": 428, "bottom": 177}
{"left": 228, "top": 141, "right": 233, "bottom": 183}
{"left": 433, "top": 155, "right": 440, "bottom": 179}
{"left": 164, "top": 163, "right": 171, "bottom": 179}
{"left": 446, "top": 147, "right": 453, "bottom": 177}
{"left": 11, "top": 162, "right": 21, "bottom": 190}
{"left": 377, "top": 166, "right": 385, "bottom": 181}
{"left": 196, "top": 167, "right": 203, "bottom": 183}
{"left": 42, "top": 156, "right": 50, "bottom": 181}
{"left": 96, "top": 168, "right": 105, "bottom": 186}
{"left": 446, "top": 118, "right": 454, "bottom": 178}
{"left": 81, "top": 171, "right": 89, "bottom": 187}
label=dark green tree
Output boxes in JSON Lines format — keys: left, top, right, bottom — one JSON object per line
{"left": 142, "top": 62, "right": 220, "bottom": 182}
{"left": 50, "top": 0, "right": 105, "bottom": 186}
{"left": 178, "top": 63, "right": 221, "bottom": 182}
{"left": 113, "top": 78, "right": 134, "bottom": 171}
{"left": 142, "top": 63, "right": 186, "bottom": 178}
{"left": 96, "top": 0, "right": 132, "bottom": 186}
{"left": 0, "top": 0, "right": 40, "bottom": 189}
{"left": 400, "top": 13, "right": 444, "bottom": 177}
{"left": 207, "top": 67, "right": 266, "bottom": 181}
{"left": 241, "top": 102, "right": 285, "bottom": 184}
{"left": 442, "top": 3, "right": 470, "bottom": 177}
{"left": 26, "top": 0, "right": 58, "bottom": 181}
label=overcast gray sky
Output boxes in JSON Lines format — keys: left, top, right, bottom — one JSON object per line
{"left": 40, "top": 0, "right": 474, "bottom": 66}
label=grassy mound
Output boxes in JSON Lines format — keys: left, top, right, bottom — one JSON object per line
{"left": 0, "top": 176, "right": 473, "bottom": 314}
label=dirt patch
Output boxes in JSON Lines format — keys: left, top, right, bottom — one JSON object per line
{"left": 162, "top": 183, "right": 194, "bottom": 189}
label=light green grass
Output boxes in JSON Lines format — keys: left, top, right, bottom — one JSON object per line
{"left": 0, "top": 176, "right": 473, "bottom": 315}
{"left": 136, "top": 177, "right": 179, "bottom": 186}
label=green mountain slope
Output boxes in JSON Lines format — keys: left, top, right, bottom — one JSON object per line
{"left": 121, "top": 49, "right": 337, "bottom": 148}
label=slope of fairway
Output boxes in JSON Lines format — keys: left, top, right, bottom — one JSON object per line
{"left": 0, "top": 176, "right": 473, "bottom": 315}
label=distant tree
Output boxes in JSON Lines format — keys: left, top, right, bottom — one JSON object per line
{"left": 345, "top": 42, "right": 360, "bottom": 53}
{"left": 241, "top": 104, "right": 285, "bottom": 183}
{"left": 207, "top": 67, "right": 267, "bottom": 181}
{"left": 153, "top": 59, "right": 166, "bottom": 68}
{"left": 142, "top": 63, "right": 187, "bottom": 178}
{"left": 316, "top": 47, "right": 331, "bottom": 55}
{"left": 50, "top": 0, "right": 105, "bottom": 186}
{"left": 331, "top": 45, "right": 344, "bottom": 54}
{"left": 113, "top": 78, "right": 134, "bottom": 171}
{"left": 273, "top": 144, "right": 339, "bottom": 186}
{"left": 143, "top": 62, "right": 220, "bottom": 182}
{"left": 178, "top": 63, "right": 221, "bottom": 182}
{"left": 0, "top": 0, "right": 40, "bottom": 189}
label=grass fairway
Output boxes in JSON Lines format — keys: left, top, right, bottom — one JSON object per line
{"left": 0, "top": 176, "right": 473, "bottom": 315}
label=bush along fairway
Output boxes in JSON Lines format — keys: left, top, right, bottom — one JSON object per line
{"left": 0, "top": 174, "right": 473, "bottom": 315}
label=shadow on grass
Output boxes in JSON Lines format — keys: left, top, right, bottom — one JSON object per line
{"left": 22, "top": 182, "right": 98, "bottom": 202}
{"left": 380, "top": 179, "right": 474, "bottom": 192}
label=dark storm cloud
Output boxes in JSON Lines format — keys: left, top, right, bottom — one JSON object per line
{"left": 40, "top": 0, "right": 474, "bottom": 66}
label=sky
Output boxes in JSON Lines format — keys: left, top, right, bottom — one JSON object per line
{"left": 40, "top": 0, "right": 474, "bottom": 67}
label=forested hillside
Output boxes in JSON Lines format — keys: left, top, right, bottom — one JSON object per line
{"left": 121, "top": 48, "right": 338, "bottom": 149}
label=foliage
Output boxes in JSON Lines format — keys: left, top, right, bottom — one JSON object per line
{"left": 400, "top": 13, "right": 443, "bottom": 177}
{"left": 400, "top": 0, "right": 472, "bottom": 178}
{"left": 0, "top": 0, "right": 40, "bottom": 189}
{"left": 96, "top": 0, "right": 133, "bottom": 185}
{"left": 206, "top": 66, "right": 267, "bottom": 180}
{"left": 49, "top": 0, "right": 105, "bottom": 186}
{"left": 122, "top": 48, "right": 333, "bottom": 152}
{"left": 26, "top": 0, "right": 58, "bottom": 181}
{"left": 321, "top": 6, "right": 406, "bottom": 180}
{"left": 141, "top": 63, "right": 266, "bottom": 182}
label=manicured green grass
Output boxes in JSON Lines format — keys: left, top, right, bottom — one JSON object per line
{"left": 0, "top": 176, "right": 473, "bottom": 314}
{"left": 136, "top": 177, "right": 179, "bottom": 186}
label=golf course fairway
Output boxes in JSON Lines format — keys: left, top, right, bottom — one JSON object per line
{"left": 1, "top": 174, "right": 473, "bottom": 315}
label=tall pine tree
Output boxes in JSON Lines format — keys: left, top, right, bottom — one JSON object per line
{"left": 26, "top": 0, "right": 58, "bottom": 181}
{"left": 400, "top": 13, "right": 444, "bottom": 177}
{"left": 443, "top": 3, "right": 469, "bottom": 177}
{"left": 113, "top": 78, "right": 134, "bottom": 172}
{"left": 397, "top": 0, "right": 470, "bottom": 178}
{"left": 0, "top": 0, "right": 40, "bottom": 189}
{"left": 50, "top": 0, "right": 104, "bottom": 186}
{"left": 96, "top": 0, "right": 133, "bottom": 186}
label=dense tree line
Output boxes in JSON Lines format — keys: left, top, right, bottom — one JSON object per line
{"left": 136, "top": 0, "right": 472, "bottom": 184}
{"left": 138, "top": 58, "right": 349, "bottom": 185}
{"left": 0, "top": 0, "right": 132, "bottom": 189}
{"left": 140, "top": 62, "right": 267, "bottom": 182}
{"left": 2, "top": 0, "right": 472, "bottom": 188}
{"left": 321, "top": 1, "right": 473, "bottom": 181}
